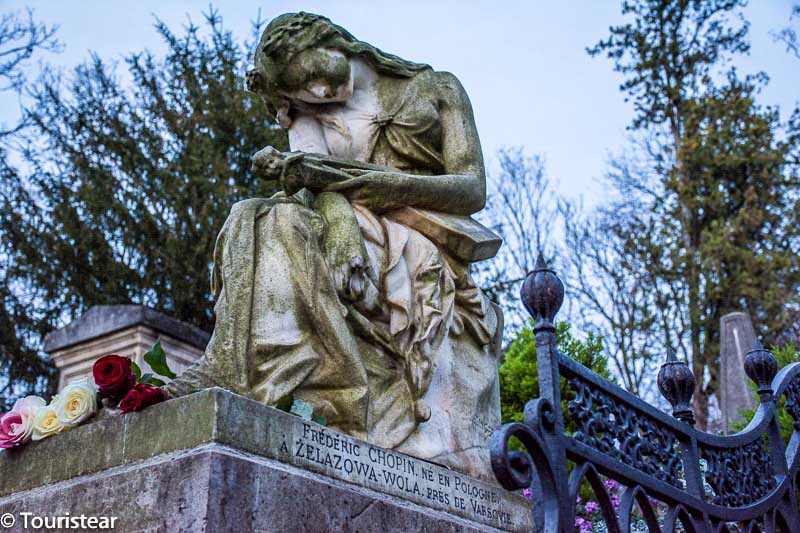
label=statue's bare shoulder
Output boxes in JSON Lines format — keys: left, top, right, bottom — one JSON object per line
{"left": 429, "top": 71, "right": 476, "bottom": 113}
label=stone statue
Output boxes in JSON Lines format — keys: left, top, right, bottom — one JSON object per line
{"left": 165, "top": 12, "right": 503, "bottom": 481}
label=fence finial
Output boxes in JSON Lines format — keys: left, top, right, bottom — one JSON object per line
{"left": 745, "top": 338, "right": 778, "bottom": 400}
{"left": 520, "top": 253, "right": 564, "bottom": 331}
{"left": 657, "top": 347, "right": 696, "bottom": 426}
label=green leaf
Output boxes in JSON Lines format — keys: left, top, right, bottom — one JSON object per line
{"left": 143, "top": 340, "right": 176, "bottom": 379}
{"left": 274, "top": 394, "right": 293, "bottom": 412}
{"left": 130, "top": 360, "right": 142, "bottom": 381}
{"left": 290, "top": 398, "right": 313, "bottom": 420}
{"left": 311, "top": 415, "right": 327, "bottom": 426}
{"left": 139, "top": 374, "right": 167, "bottom": 387}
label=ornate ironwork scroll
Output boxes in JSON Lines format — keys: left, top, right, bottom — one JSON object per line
{"left": 489, "top": 256, "right": 800, "bottom": 532}
{"left": 701, "top": 437, "right": 776, "bottom": 507}
{"left": 566, "top": 375, "right": 684, "bottom": 488}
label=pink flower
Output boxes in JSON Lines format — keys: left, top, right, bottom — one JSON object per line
{"left": 585, "top": 501, "right": 600, "bottom": 514}
{"left": 574, "top": 517, "right": 593, "bottom": 532}
{"left": 522, "top": 488, "right": 532, "bottom": 499}
{"left": 604, "top": 478, "right": 619, "bottom": 491}
{"left": 0, "top": 396, "right": 46, "bottom": 448}
{"left": 611, "top": 495, "right": 620, "bottom": 511}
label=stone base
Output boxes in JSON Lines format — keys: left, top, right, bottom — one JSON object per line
{"left": 1, "top": 444, "right": 499, "bottom": 532}
{"left": 0, "top": 389, "right": 531, "bottom": 532}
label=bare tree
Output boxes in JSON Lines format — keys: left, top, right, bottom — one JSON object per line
{"left": 560, "top": 197, "right": 686, "bottom": 400}
{"left": 0, "top": 8, "right": 60, "bottom": 137}
{"left": 475, "top": 148, "right": 559, "bottom": 334}
{"left": 772, "top": 4, "right": 800, "bottom": 59}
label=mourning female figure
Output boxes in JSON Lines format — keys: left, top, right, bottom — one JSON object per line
{"left": 165, "top": 12, "right": 503, "bottom": 480}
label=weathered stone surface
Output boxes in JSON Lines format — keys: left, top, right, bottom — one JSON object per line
{"left": 388, "top": 207, "right": 503, "bottom": 262}
{"left": 0, "top": 389, "right": 531, "bottom": 531}
{"left": 44, "top": 305, "right": 208, "bottom": 391}
{"left": 166, "top": 11, "right": 504, "bottom": 483}
{"left": 43, "top": 305, "right": 210, "bottom": 352}
{"left": 0, "top": 444, "right": 504, "bottom": 532}
{"left": 720, "top": 311, "right": 758, "bottom": 432}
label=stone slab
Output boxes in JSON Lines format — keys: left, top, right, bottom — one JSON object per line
{"left": 0, "top": 388, "right": 531, "bottom": 532}
{"left": 0, "top": 444, "right": 504, "bottom": 532}
{"left": 48, "top": 324, "right": 204, "bottom": 392}
{"left": 43, "top": 305, "right": 210, "bottom": 352}
{"left": 388, "top": 207, "right": 503, "bottom": 262}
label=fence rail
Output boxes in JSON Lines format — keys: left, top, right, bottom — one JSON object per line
{"left": 490, "top": 256, "right": 800, "bottom": 532}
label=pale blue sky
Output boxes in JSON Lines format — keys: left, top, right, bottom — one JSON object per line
{"left": 2, "top": 1, "right": 798, "bottom": 204}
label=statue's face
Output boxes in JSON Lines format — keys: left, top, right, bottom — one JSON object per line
{"left": 278, "top": 48, "right": 353, "bottom": 104}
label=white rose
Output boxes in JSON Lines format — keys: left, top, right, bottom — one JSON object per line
{"left": 32, "top": 404, "right": 65, "bottom": 441}
{"left": 53, "top": 378, "right": 98, "bottom": 427}
{"left": 10, "top": 396, "right": 46, "bottom": 441}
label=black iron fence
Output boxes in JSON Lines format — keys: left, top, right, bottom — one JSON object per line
{"left": 490, "top": 257, "right": 800, "bottom": 532}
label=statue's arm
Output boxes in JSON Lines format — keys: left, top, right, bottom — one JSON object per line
{"left": 323, "top": 72, "right": 487, "bottom": 215}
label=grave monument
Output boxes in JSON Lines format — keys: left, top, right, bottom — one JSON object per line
{"left": 44, "top": 305, "right": 208, "bottom": 391}
{"left": 0, "top": 12, "right": 529, "bottom": 531}
{"left": 164, "top": 11, "right": 504, "bottom": 481}
{"left": 719, "top": 311, "right": 758, "bottom": 432}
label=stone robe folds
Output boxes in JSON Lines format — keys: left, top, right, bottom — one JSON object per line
{"left": 167, "top": 70, "right": 503, "bottom": 480}
{"left": 167, "top": 190, "right": 502, "bottom": 479}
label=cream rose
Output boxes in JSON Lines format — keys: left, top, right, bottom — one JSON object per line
{"left": 54, "top": 378, "right": 98, "bottom": 427}
{"left": 32, "top": 404, "right": 65, "bottom": 441}
{"left": 12, "top": 396, "right": 46, "bottom": 439}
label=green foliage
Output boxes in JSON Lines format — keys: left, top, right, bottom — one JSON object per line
{"left": 734, "top": 343, "right": 800, "bottom": 443}
{"left": 130, "top": 360, "right": 142, "bottom": 382}
{"left": 588, "top": 0, "right": 750, "bottom": 131}
{"left": 0, "top": 275, "right": 55, "bottom": 410}
{"left": 499, "top": 321, "right": 610, "bottom": 431}
{"left": 0, "top": 10, "right": 287, "bottom": 408}
{"left": 585, "top": 0, "right": 800, "bottom": 430}
{"left": 0, "top": 10, "right": 62, "bottom": 410}
{"left": 274, "top": 395, "right": 293, "bottom": 413}
{"left": 143, "top": 340, "right": 176, "bottom": 380}
{"left": 773, "top": 344, "right": 800, "bottom": 442}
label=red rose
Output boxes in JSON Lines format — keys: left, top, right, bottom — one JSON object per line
{"left": 119, "top": 384, "right": 169, "bottom": 413}
{"left": 93, "top": 354, "right": 135, "bottom": 400}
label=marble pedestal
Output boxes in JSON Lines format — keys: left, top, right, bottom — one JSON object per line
{"left": 0, "top": 389, "right": 531, "bottom": 532}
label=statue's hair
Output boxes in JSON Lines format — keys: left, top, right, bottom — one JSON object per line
{"left": 247, "top": 12, "right": 429, "bottom": 119}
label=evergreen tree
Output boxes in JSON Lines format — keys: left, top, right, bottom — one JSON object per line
{"left": 499, "top": 321, "right": 610, "bottom": 429}
{"left": 0, "top": 10, "right": 287, "bottom": 409}
{"left": 0, "top": 9, "right": 61, "bottom": 409}
{"left": 588, "top": 0, "right": 800, "bottom": 429}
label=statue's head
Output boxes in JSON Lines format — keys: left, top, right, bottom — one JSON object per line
{"left": 246, "top": 12, "right": 428, "bottom": 125}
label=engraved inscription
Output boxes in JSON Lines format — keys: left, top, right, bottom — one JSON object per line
{"left": 272, "top": 421, "right": 526, "bottom": 530}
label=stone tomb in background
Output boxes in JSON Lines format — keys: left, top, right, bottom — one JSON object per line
{"left": 719, "top": 311, "right": 758, "bottom": 432}
{"left": 0, "top": 389, "right": 531, "bottom": 532}
{"left": 44, "top": 305, "right": 209, "bottom": 391}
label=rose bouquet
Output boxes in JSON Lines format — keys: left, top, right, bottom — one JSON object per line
{"left": 0, "top": 341, "right": 173, "bottom": 450}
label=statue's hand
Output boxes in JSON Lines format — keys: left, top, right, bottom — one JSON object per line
{"left": 334, "top": 257, "right": 367, "bottom": 303}
{"left": 332, "top": 256, "right": 380, "bottom": 313}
